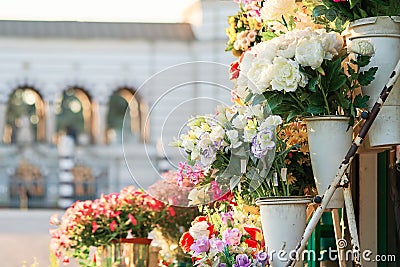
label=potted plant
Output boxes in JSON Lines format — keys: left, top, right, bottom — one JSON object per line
{"left": 313, "top": 0, "right": 400, "bottom": 147}
{"left": 171, "top": 101, "right": 317, "bottom": 266}
{"left": 49, "top": 186, "right": 166, "bottom": 267}
{"left": 231, "top": 27, "right": 376, "bottom": 209}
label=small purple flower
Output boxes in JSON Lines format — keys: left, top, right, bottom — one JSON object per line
{"left": 190, "top": 236, "right": 210, "bottom": 256}
{"left": 256, "top": 251, "right": 269, "bottom": 265}
{"left": 209, "top": 237, "right": 225, "bottom": 253}
{"left": 233, "top": 254, "right": 252, "bottom": 267}
{"left": 222, "top": 228, "right": 242, "bottom": 246}
{"left": 251, "top": 129, "right": 275, "bottom": 159}
{"left": 219, "top": 263, "right": 227, "bottom": 267}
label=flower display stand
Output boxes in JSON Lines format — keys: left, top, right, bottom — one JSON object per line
{"left": 305, "top": 116, "right": 352, "bottom": 209}
{"left": 285, "top": 58, "right": 400, "bottom": 267}
{"left": 96, "top": 238, "right": 152, "bottom": 267}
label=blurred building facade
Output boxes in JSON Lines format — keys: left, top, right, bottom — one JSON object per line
{"left": 0, "top": 0, "right": 237, "bottom": 208}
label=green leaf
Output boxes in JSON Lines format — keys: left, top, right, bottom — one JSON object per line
{"left": 261, "top": 31, "right": 278, "bottom": 41}
{"left": 356, "top": 55, "right": 372, "bottom": 68}
{"left": 329, "top": 74, "right": 347, "bottom": 92}
{"left": 358, "top": 67, "right": 378, "bottom": 86}
{"left": 264, "top": 92, "right": 283, "bottom": 111}
{"left": 244, "top": 92, "right": 254, "bottom": 103}
{"left": 325, "top": 9, "right": 338, "bottom": 22}
{"left": 308, "top": 77, "right": 319, "bottom": 92}
{"left": 306, "top": 105, "right": 325, "bottom": 115}
{"left": 252, "top": 94, "right": 267, "bottom": 106}
{"left": 312, "top": 5, "right": 328, "bottom": 17}
{"left": 353, "top": 94, "right": 370, "bottom": 109}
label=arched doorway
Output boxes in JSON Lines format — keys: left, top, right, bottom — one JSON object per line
{"left": 106, "top": 88, "right": 146, "bottom": 144}
{"left": 4, "top": 87, "right": 46, "bottom": 144}
{"left": 55, "top": 87, "right": 93, "bottom": 145}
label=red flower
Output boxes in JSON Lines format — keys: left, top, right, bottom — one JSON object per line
{"left": 110, "top": 220, "right": 117, "bottom": 232}
{"left": 229, "top": 60, "right": 240, "bottom": 80}
{"left": 244, "top": 227, "right": 263, "bottom": 241}
{"left": 245, "top": 239, "right": 258, "bottom": 249}
{"left": 179, "top": 232, "right": 194, "bottom": 253}
{"left": 128, "top": 214, "right": 137, "bottom": 226}
{"left": 62, "top": 256, "right": 70, "bottom": 264}
{"left": 192, "top": 216, "right": 208, "bottom": 225}
{"left": 168, "top": 207, "right": 176, "bottom": 217}
{"left": 91, "top": 221, "right": 99, "bottom": 233}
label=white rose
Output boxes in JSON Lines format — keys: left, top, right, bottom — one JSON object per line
{"left": 189, "top": 221, "right": 210, "bottom": 239}
{"left": 270, "top": 57, "right": 303, "bottom": 92}
{"left": 260, "top": 0, "right": 297, "bottom": 21}
{"left": 210, "top": 125, "right": 225, "bottom": 142}
{"left": 295, "top": 38, "right": 324, "bottom": 69}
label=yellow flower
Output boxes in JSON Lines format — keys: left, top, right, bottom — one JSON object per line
{"left": 245, "top": 118, "right": 258, "bottom": 132}
{"left": 201, "top": 122, "right": 211, "bottom": 132}
{"left": 287, "top": 173, "right": 297, "bottom": 185}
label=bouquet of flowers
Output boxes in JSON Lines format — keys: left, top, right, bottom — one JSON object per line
{"left": 49, "top": 186, "right": 166, "bottom": 266}
{"left": 226, "top": 0, "right": 319, "bottom": 56}
{"left": 232, "top": 27, "right": 377, "bottom": 126}
{"left": 172, "top": 102, "right": 284, "bottom": 203}
{"left": 179, "top": 206, "right": 267, "bottom": 267}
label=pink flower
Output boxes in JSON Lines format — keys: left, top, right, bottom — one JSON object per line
{"left": 110, "top": 220, "right": 117, "bottom": 232}
{"left": 222, "top": 228, "right": 242, "bottom": 246}
{"left": 128, "top": 214, "right": 137, "bottom": 226}
{"left": 92, "top": 221, "right": 99, "bottom": 233}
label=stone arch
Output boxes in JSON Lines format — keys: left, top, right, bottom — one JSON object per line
{"left": 106, "top": 87, "right": 148, "bottom": 144}
{"left": 56, "top": 86, "right": 94, "bottom": 145}
{"left": 4, "top": 86, "right": 46, "bottom": 144}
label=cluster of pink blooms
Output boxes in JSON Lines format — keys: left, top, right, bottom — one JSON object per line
{"left": 176, "top": 162, "right": 205, "bottom": 186}
{"left": 49, "top": 186, "right": 165, "bottom": 265}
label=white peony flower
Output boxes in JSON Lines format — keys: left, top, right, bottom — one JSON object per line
{"left": 318, "top": 30, "right": 344, "bottom": 59}
{"left": 247, "top": 62, "right": 273, "bottom": 94}
{"left": 295, "top": 37, "right": 324, "bottom": 69}
{"left": 260, "top": 0, "right": 297, "bottom": 21}
{"left": 270, "top": 57, "right": 304, "bottom": 92}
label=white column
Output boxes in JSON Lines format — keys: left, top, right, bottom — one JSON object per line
{"left": 58, "top": 135, "right": 75, "bottom": 208}
{"left": 0, "top": 102, "right": 7, "bottom": 143}
{"left": 96, "top": 102, "right": 109, "bottom": 145}
{"left": 45, "top": 101, "right": 56, "bottom": 144}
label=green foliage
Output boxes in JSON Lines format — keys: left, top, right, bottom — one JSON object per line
{"left": 313, "top": 0, "right": 400, "bottom": 32}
